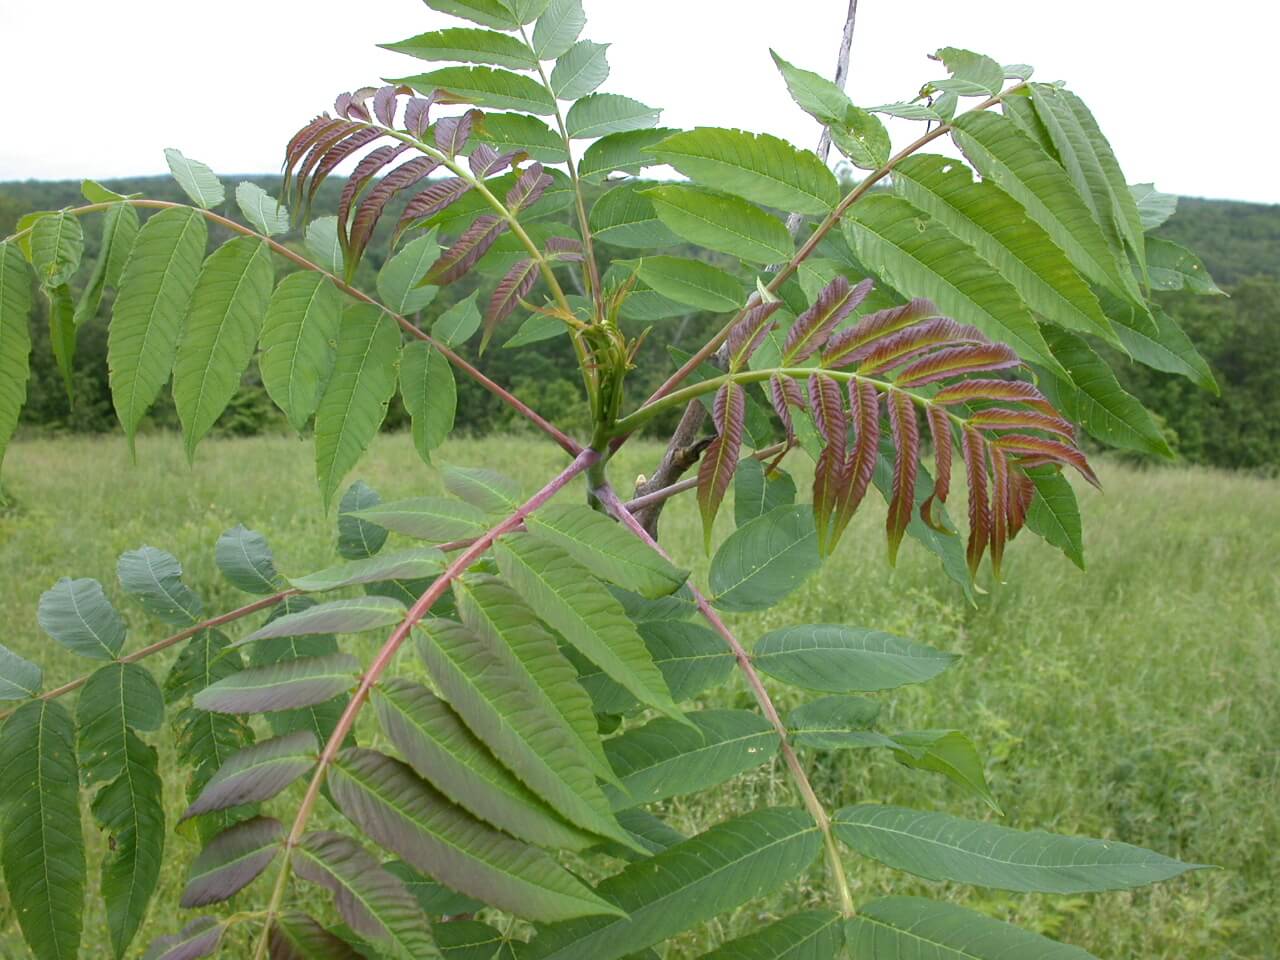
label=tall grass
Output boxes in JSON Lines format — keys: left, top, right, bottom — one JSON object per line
{"left": 0, "top": 434, "right": 1275, "bottom": 958}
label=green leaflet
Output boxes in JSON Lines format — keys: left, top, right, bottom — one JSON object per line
{"left": 453, "top": 574, "right": 619, "bottom": 779}
{"left": 645, "top": 184, "right": 793, "bottom": 264}
{"left": 29, "top": 210, "right": 84, "bottom": 287}
{"left": 526, "top": 502, "right": 687, "bottom": 598}
{"left": 1109, "top": 298, "right": 1217, "bottom": 393}
{"left": 397, "top": 66, "right": 556, "bottom": 114}
{"left": 351, "top": 495, "right": 489, "bottom": 542}
{"left": 1039, "top": 325, "right": 1173, "bottom": 457}
{"left": 314, "top": 303, "right": 402, "bottom": 510}
{"left": 249, "top": 599, "right": 349, "bottom": 745}
{"left": 880, "top": 730, "right": 1000, "bottom": 812}
{"left": 1146, "top": 236, "right": 1224, "bottom": 295}
{"left": 604, "top": 710, "right": 779, "bottom": 808}
{"left": 697, "top": 909, "right": 843, "bottom": 960}
{"left": 193, "top": 653, "right": 360, "bottom": 714}
{"left": 648, "top": 127, "right": 840, "bottom": 215}
{"left": 892, "top": 154, "right": 1119, "bottom": 346}
{"left": 845, "top": 896, "right": 1099, "bottom": 959}
{"left": 269, "top": 911, "right": 365, "bottom": 959}
{"left": 374, "top": 680, "right": 595, "bottom": 851}
{"left": 37, "top": 576, "right": 128, "bottom": 660}
{"left": 174, "top": 237, "right": 275, "bottom": 460}
{"left": 164, "top": 148, "right": 225, "bottom": 209}
{"left": 734, "top": 459, "right": 797, "bottom": 527}
{"left": 180, "top": 815, "right": 283, "bottom": 908}
{"left": 550, "top": 40, "right": 609, "bottom": 100}
{"left": 242, "top": 597, "right": 407, "bottom": 641}
{"left": 77, "top": 662, "right": 164, "bottom": 785}
{"left": 709, "top": 505, "right": 821, "bottom": 613}
{"left": 434, "top": 920, "right": 517, "bottom": 960}
{"left": 522, "top": 808, "right": 823, "bottom": 960}
{"left": 531, "top": 0, "right": 585, "bottom": 59}
{"left": 565, "top": 93, "right": 661, "bottom": 139}
{"left": 442, "top": 463, "right": 521, "bottom": 513}
{"left": 951, "top": 110, "right": 1149, "bottom": 325}
{"left": 338, "top": 480, "right": 389, "bottom": 559}
{"left": 786, "top": 695, "right": 882, "bottom": 749}
{"left": 215, "top": 524, "right": 282, "bottom": 594}
{"left": 834, "top": 804, "right": 1204, "bottom": 894}
{"left": 432, "top": 290, "right": 483, "bottom": 346}
{"left": 288, "top": 550, "right": 445, "bottom": 593}
{"left": 0, "top": 642, "right": 42, "bottom": 700}
{"left": 753, "top": 624, "right": 959, "bottom": 692}
{"left": 292, "top": 831, "right": 436, "bottom": 960}
{"left": 387, "top": 860, "right": 485, "bottom": 916}
{"left": 381, "top": 27, "right": 539, "bottom": 69}
{"left": 378, "top": 231, "right": 441, "bottom": 314}
{"left": 117, "top": 545, "right": 204, "bottom": 626}
{"left": 589, "top": 184, "right": 681, "bottom": 249}
{"left": 0, "top": 243, "right": 33, "bottom": 476}
{"left": 329, "top": 748, "right": 621, "bottom": 922}
{"left": 259, "top": 272, "right": 343, "bottom": 433}
{"left": 181, "top": 731, "right": 317, "bottom": 822}
{"left": 1029, "top": 84, "right": 1147, "bottom": 285}
{"left": 474, "top": 113, "right": 569, "bottom": 164}
{"left": 494, "top": 536, "right": 683, "bottom": 722}
{"left": 305, "top": 216, "right": 344, "bottom": 275}
{"left": 842, "top": 194, "right": 1062, "bottom": 372}
{"left": 627, "top": 256, "right": 744, "bottom": 313}
{"left": 142, "top": 917, "right": 225, "bottom": 960}
{"left": 934, "top": 47, "right": 1004, "bottom": 96}
{"left": 579, "top": 128, "right": 676, "bottom": 180}
{"left": 75, "top": 203, "right": 141, "bottom": 327}
{"left": 44, "top": 282, "right": 76, "bottom": 403}
{"left": 415, "top": 618, "right": 634, "bottom": 849}
{"left": 1023, "top": 467, "right": 1085, "bottom": 570}
{"left": 0, "top": 700, "right": 85, "bottom": 960}
{"left": 235, "top": 181, "right": 289, "bottom": 236}
{"left": 108, "top": 206, "right": 208, "bottom": 449}
{"left": 1130, "top": 183, "right": 1177, "bottom": 230}
{"left": 423, "top": 0, "right": 527, "bottom": 28}
{"left": 770, "top": 51, "right": 889, "bottom": 169}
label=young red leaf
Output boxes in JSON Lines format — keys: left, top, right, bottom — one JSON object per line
{"left": 895, "top": 342, "right": 1021, "bottom": 388}
{"left": 727, "top": 300, "right": 782, "bottom": 371}
{"left": 294, "top": 122, "right": 364, "bottom": 206}
{"left": 855, "top": 319, "right": 989, "bottom": 376}
{"left": 507, "top": 162, "right": 551, "bottom": 212}
{"left": 995, "top": 434, "right": 1100, "bottom": 488}
{"left": 885, "top": 389, "right": 919, "bottom": 564}
{"left": 808, "top": 373, "right": 847, "bottom": 462}
{"left": 427, "top": 215, "right": 507, "bottom": 285}
{"left": 436, "top": 112, "right": 475, "bottom": 156}
{"left": 989, "top": 443, "right": 1011, "bottom": 579}
{"left": 783, "top": 275, "right": 872, "bottom": 364}
{"left": 396, "top": 177, "right": 473, "bottom": 242}
{"left": 967, "top": 406, "right": 1076, "bottom": 440}
{"left": 822, "top": 296, "right": 938, "bottom": 368}
{"left": 932, "top": 377, "right": 1057, "bottom": 415}
{"left": 483, "top": 257, "right": 539, "bottom": 349}
{"left": 1007, "top": 469, "right": 1035, "bottom": 539}
{"left": 404, "top": 95, "right": 435, "bottom": 137}
{"left": 697, "top": 382, "right": 745, "bottom": 551}
{"left": 284, "top": 117, "right": 348, "bottom": 198}
{"left": 338, "top": 143, "right": 412, "bottom": 249}
{"left": 813, "top": 442, "right": 843, "bottom": 556}
{"left": 829, "top": 380, "right": 880, "bottom": 550}
{"left": 307, "top": 127, "right": 385, "bottom": 211}
{"left": 373, "top": 85, "right": 399, "bottom": 127}
{"left": 348, "top": 156, "right": 441, "bottom": 268}
{"left": 769, "top": 373, "right": 804, "bottom": 441}
{"left": 962, "top": 425, "right": 990, "bottom": 575}
{"left": 922, "top": 404, "right": 953, "bottom": 532}
{"left": 545, "top": 236, "right": 584, "bottom": 262}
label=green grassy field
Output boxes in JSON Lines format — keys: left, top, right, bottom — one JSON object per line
{"left": 0, "top": 433, "right": 1276, "bottom": 959}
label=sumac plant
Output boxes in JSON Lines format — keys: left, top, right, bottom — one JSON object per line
{"left": 0, "top": 2, "right": 1219, "bottom": 958}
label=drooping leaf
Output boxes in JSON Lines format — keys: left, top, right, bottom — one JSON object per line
{"left": 698, "top": 382, "right": 746, "bottom": 548}
{"left": 289, "top": 550, "right": 445, "bottom": 593}
{"left": 648, "top": 127, "right": 840, "bottom": 215}
{"left": 1024, "top": 466, "right": 1084, "bottom": 569}
{"left": 258, "top": 272, "right": 342, "bottom": 432}
{"left": 165, "top": 149, "right": 225, "bottom": 208}
{"left": 117, "top": 546, "right": 204, "bottom": 626}
{"left": 522, "top": 808, "right": 823, "bottom": 960}
{"left": 43, "top": 282, "right": 76, "bottom": 403}
{"left": 29, "top": 210, "right": 84, "bottom": 287}
{"left": 194, "top": 653, "right": 359, "bottom": 714}
{"left": 1109, "top": 298, "right": 1216, "bottom": 393}
{"left": 770, "top": 51, "right": 889, "bottom": 169}
{"left": 645, "top": 184, "right": 793, "bottom": 264}
{"left": 180, "top": 816, "right": 283, "bottom": 907}
{"left": 879, "top": 730, "right": 999, "bottom": 811}
{"left": 108, "top": 206, "right": 208, "bottom": 448}
{"left": 844, "top": 896, "right": 1099, "bottom": 959}
{"left": 432, "top": 290, "right": 483, "bottom": 346}
{"left": 374, "top": 680, "right": 594, "bottom": 851}
{"left": 292, "top": 831, "right": 436, "bottom": 959}
{"left": 414, "top": 618, "right": 633, "bottom": 848}
{"left": 734, "top": 459, "right": 796, "bottom": 527}
{"left": 604, "top": 710, "right": 778, "bottom": 809}
{"left": 76, "top": 661, "right": 164, "bottom": 785}
{"left": 337, "top": 480, "right": 389, "bottom": 559}
{"left": 269, "top": 911, "right": 366, "bottom": 959}
{"left": 1145, "top": 236, "right": 1224, "bottom": 295}
{"left": 1129, "top": 183, "right": 1177, "bottom": 230}
{"left": 697, "top": 910, "right": 843, "bottom": 960}
{"left": 550, "top": 40, "right": 609, "bottom": 100}
{"left": 174, "top": 237, "right": 275, "bottom": 459}
{"left": 835, "top": 804, "right": 1204, "bottom": 893}
{"left": 398, "top": 339, "right": 457, "bottom": 465}
{"left": 381, "top": 27, "right": 538, "bottom": 69}
{"left": 0, "top": 701, "right": 85, "bottom": 960}
{"left": 351, "top": 495, "right": 489, "bottom": 542}
{"left": 305, "top": 216, "right": 345, "bottom": 274}
{"left": 329, "top": 748, "right": 621, "bottom": 921}
{"left": 709, "top": 505, "right": 821, "bottom": 613}
{"left": 753, "top": 625, "right": 958, "bottom": 692}
{"left": 0, "top": 243, "right": 33, "bottom": 475}
{"left": 234, "top": 181, "right": 290, "bottom": 237}
{"left": 0, "top": 642, "right": 42, "bottom": 700}
{"left": 314, "top": 304, "right": 402, "bottom": 510}
{"left": 242, "top": 597, "right": 407, "bottom": 642}
{"left": 75, "top": 202, "right": 140, "bottom": 327}
{"left": 37, "top": 576, "right": 127, "bottom": 660}
{"left": 526, "top": 502, "right": 687, "bottom": 598}
{"left": 216, "top": 525, "right": 282, "bottom": 594}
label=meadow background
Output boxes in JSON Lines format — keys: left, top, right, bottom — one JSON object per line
{"left": 0, "top": 434, "right": 1275, "bottom": 958}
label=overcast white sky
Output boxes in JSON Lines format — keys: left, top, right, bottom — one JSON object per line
{"left": 1, "top": 1, "right": 1272, "bottom": 204}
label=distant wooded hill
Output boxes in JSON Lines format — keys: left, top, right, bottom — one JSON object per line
{"left": 1, "top": 176, "right": 1277, "bottom": 468}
